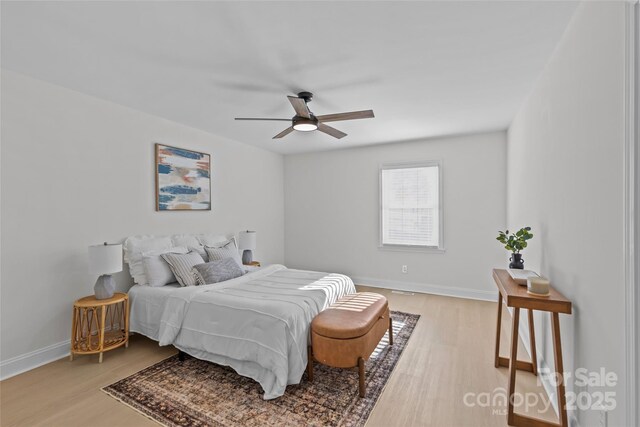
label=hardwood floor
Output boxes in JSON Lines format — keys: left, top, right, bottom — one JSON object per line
{"left": 1, "top": 286, "right": 558, "bottom": 427}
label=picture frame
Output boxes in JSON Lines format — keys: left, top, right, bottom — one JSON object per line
{"left": 155, "top": 143, "right": 211, "bottom": 211}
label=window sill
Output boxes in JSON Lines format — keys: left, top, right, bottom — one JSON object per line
{"left": 378, "top": 245, "right": 446, "bottom": 254}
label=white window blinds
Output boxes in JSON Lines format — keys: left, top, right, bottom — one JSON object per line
{"left": 381, "top": 164, "right": 440, "bottom": 247}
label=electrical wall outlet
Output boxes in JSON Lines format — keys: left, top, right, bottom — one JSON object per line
{"left": 402, "top": 265, "right": 408, "bottom": 273}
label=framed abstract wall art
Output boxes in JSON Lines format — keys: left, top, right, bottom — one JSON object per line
{"left": 155, "top": 143, "right": 211, "bottom": 211}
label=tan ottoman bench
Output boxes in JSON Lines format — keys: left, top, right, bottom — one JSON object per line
{"left": 308, "top": 292, "right": 393, "bottom": 397}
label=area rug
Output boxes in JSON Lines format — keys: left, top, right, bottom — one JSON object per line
{"left": 103, "top": 311, "right": 419, "bottom": 427}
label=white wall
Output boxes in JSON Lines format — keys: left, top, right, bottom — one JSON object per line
{"left": 507, "top": 2, "right": 628, "bottom": 425}
{"left": 284, "top": 131, "right": 507, "bottom": 298}
{"left": 0, "top": 70, "right": 285, "bottom": 370}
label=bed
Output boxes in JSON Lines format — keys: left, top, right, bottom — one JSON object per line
{"left": 128, "top": 258, "right": 356, "bottom": 399}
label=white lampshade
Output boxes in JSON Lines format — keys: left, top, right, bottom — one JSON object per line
{"left": 88, "top": 243, "right": 123, "bottom": 275}
{"left": 238, "top": 230, "right": 257, "bottom": 251}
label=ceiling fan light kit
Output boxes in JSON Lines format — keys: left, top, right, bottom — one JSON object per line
{"left": 235, "top": 91, "right": 374, "bottom": 140}
{"left": 292, "top": 117, "right": 318, "bottom": 132}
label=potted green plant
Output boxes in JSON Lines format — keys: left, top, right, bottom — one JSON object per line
{"left": 496, "top": 227, "right": 533, "bottom": 269}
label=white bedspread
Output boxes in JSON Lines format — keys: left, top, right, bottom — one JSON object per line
{"left": 151, "top": 264, "right": 356, "bottom": 399}
{"left": 129, "top": 283, "right": 181, "bottom": 341}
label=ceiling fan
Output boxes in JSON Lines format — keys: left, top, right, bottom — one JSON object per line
{"left": 235, "top": 91, "right": 374, "bottom": 140}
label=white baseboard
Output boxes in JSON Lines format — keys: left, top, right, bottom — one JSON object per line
{"left": 352, "top": 276, "right": 496, "bottom": 302}
{"left": 0, "top": 340, "right": 70, "bottom": 381}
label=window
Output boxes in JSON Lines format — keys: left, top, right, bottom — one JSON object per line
{"left": 380, "top": 162, "right": 442, "bottom": 249}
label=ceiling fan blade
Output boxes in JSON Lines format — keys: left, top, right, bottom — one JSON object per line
{"left": 287, "top": 96, "right": 311, "bottom": 118}
{"left": 273, "top": 127, "right": 295, "bottom": 139}
{"left": 317, "top": 123, "right": 347, "bottom": 139}
{"left": 316, "top": 110, "right": 375, "bottom": 123}
{"left": 235, "top": 118, "right": 291, "bottom": 121}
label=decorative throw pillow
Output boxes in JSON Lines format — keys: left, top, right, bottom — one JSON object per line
{"left": 170, "top": 235, "right": 208, "bottom": 261}
{"left": 205, "top": 237, "right": 238, "bottom": 250}
{"left": 197, "top": 234, "right": 231, "bottom": 247}
{"left": 204, "top": 239, "right": 242, "bottom": 268}
{"left": 142, "top": 247, "right": 188, "bottom": 287}
{"left": 123, "top": 236, "right": 173, "bottom": 285}
{"left": 161, "top": 251, "right": 206, "bottom": 287}
{"left": 187, "top": 245, "right": 208, "bottom": 261}
{"left": 192, "top": 258, "right": 245, "bottom": 286}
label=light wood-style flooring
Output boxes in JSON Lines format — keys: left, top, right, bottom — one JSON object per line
{"left": 1, "top": 285, "right": 558, "bottom": 426}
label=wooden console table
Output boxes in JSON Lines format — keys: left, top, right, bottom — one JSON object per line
{"left": 493, "top": 269, "right": 572, "bottom": 427}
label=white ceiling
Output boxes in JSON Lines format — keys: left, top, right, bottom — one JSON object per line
{"left": 1, "top": 1, "right": 578, "bottom": 154}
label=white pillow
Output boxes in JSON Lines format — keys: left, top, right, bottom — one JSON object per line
{"left": 170, "top": 235, "right": 206, "bottom": 260}
{"left": 206, "top": 236, "right": 238, "bottom": 249}
{"left": 142, "top": 247, "right": 188, "bottom": 287}
{"left": 171, "top": 234, "right": 201, "bottom": 248}
{"left": 123, "top": 236, "right": 173, "bottom": 285}
{"left": 196, "top": 234, "right": 229, "bottom": 247}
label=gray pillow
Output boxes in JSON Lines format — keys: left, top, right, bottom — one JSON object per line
{"left": 192, "top": 258, "right": 245, "bottom": 285}
{"left": 161, "top": 251, "right": 205, "bottom": 287}
{"left": 205, "top": 240, "right": 242, "bottom": 267}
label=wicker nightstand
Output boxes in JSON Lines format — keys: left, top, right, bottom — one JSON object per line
{"left": 244, "top": 261, "right": 261, "bottom": 267}
{"left": 70, "top": 293, "right": 129, "bottom": 363}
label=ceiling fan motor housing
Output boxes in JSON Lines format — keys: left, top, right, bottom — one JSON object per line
{"left": 297, "top": 91, "right": 313, "bottom": 103}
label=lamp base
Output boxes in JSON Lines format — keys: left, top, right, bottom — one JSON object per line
{"left": 94, "top": 274, "right": 115, "bottom": 300}
{"left": 242, "top": 249, "right": 253, "bottom": 265}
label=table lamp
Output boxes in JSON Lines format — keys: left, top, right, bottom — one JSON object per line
{"left": 238, "top": 230, "right": 256, "bottom": 265}
{"left": 89, "top": 242, "right": 123, "bottom": 299}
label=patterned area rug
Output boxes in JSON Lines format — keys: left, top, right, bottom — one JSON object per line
{"left": 103, "top": 311, "right": 419, "bottom": 427}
